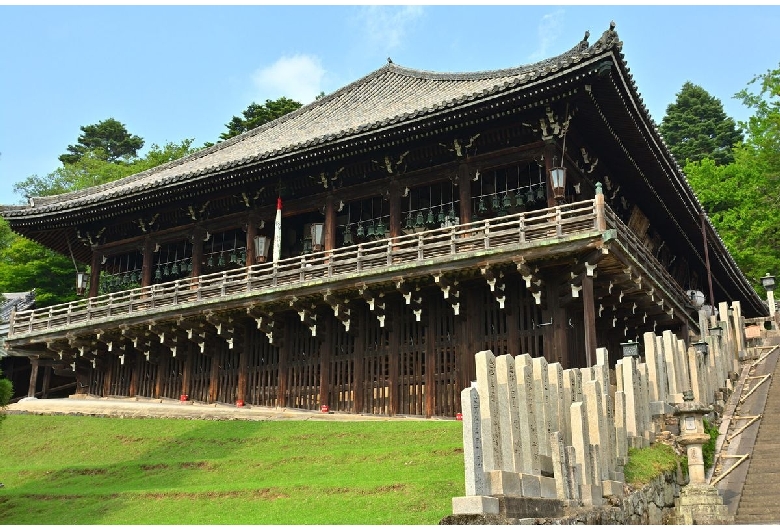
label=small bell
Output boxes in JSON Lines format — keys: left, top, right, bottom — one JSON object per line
{"left": 155, "top": 266, "right": 162, "bottom": 281}
{"left": 356, "top": 221, "right": 365, "bottom": 238}
{"left": 375, "top": 219, "right": 386, "bottom": 238}
{"left": 218, "top": 252, "right": 226, "bottom": 267}
{"left": 536, "top": 185, "right": 545, "bottom": 202}
{"left": 478, "top": 197, "right": 488, "bottom": 214}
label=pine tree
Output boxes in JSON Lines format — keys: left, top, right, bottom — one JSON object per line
{"left": 660, "top": 82, "right": 743, "bottom": 166}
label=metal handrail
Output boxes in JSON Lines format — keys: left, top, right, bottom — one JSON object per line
{"left": 10, "top": 200, "right": 602, "bottom": 337}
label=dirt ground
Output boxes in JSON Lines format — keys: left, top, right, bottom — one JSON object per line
{"left": 6, "top": 395, "right": 433, "bottom": 422}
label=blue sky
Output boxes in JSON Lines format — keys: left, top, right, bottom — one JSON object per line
{"left": 1, "top": 5, "right": 779, "bottom": 205}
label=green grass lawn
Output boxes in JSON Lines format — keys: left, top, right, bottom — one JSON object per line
{"left": 0, "top": 415, "right": 465, "bottom": 524}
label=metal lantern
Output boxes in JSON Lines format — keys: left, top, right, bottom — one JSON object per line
{"left": 171, "top": 261, "right": 180, "bottom": 275}
{"left": 356, "top": 221, "right": 365, "bottom": 238}
{"left": 254, "top": 235, "right": 270, "bottom": 262}
{"left": 187, "top": 259, "right": 193, "bottom": 273}
{"left": 366, "top": 221, "right": 375, "bottom": 239}
{"left": 478, "top": 196, "right": 488, "bottom": 214}
{"left": 516, "top": 190, "right": 525, "bottom": 208}
{"left": 693, "top": 340, "right": 709, "bottom": 356}
{"left": 437, "top": 207, "right": 445, "bottom": 225}
{"left": 620, "top": 340, "right": 640, "bottom": 359}
{"left": 502, "top": 192, "right": 512, "bottom": 210}
{"left": 709, "top": 325, "right": 723, "bottom": 338}
{"left": 549, "top": 166, "right": 567, "bottom": 201}
{"left": 426, "top": 208, "right": 435, "bottom": 226}
{"left": 491, "top": 193, "right": 500, "bottom": 212}
{"left": 155, "top": 265, "right": 162, "bottom": 281}
{"left": 761, "top": 273, "right": 776, "bottom": 292}
{"left": 375, "top": 218, "right": 386, "bottom": 238}
{"left": 414, "top": 211, "right": 426, "bottom": 232}
{"left": 404, "top": 211, "right": 414, "bottom": 233}
{"left": 207, "top": 254, "right": 214, "bottom": 268}
{"left": 343, "top": 226, "right": 354, "bottom": 246}
{"left": 229, "top": 249, "right": 238, "bottom": 265}
{"left": 302, "top": 238, "right": 313, "bottom": 254}
{"left": 535, "top": 184, "right": 545, "bottom": 202}
{"left": 526, "top": 187, "right": 535, "bottom": 205}
{"left": 218, "top": 252, "right": 226, "bottom": 267}
{"left": 76, "top": 272, "right": 87, "bottom": 296}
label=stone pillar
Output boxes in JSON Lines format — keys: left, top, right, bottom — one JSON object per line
{"left": 474, "top": 350, "right": 502, "bottom": 472}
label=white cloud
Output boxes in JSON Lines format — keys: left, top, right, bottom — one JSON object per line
{"left": 356, "top": 6, "right": 424, "bottom": 53}
{"left": 528, "top": 10, "right": 565, "bottom": 62}
{"left": 252, "top": 54, "right": 325, "bottom": 104}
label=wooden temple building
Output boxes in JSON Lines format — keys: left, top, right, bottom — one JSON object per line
{"left": 0, "top": 23, "right": 766, "bottom": 417}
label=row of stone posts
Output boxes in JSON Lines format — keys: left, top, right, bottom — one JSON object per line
{"left": 452, "top": 300, "right": 747, "bottom": 518}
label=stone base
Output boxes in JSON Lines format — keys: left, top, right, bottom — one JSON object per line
{"left": 498, "top": 495, "right": 565, "bottom": 519}
{"left": 602, "top": 479, "right": 624, "bottom": 497}
{"left": 452, "top": 495, "right": 499, "bottom": 515}
{"left": 673, "top": 484, "right": 734, "bottom": 524}
{"left": 519, "top": 474, "right": 541, "bottom": 498}
{"left": 486, "top": 470, "right": 522, "bottom": 496}
{"left": 539, "top": 476, "right": 557, "bottom": 499}
{"left": 650, "top": 400, "right": 675, "bottom": 416}
{"left": 579, "top": 484, "right": 603, "bottom": 506}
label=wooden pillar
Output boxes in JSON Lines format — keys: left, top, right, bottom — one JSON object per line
{"left": 208, "top": 347, "right": 220, "bottom": 403}
{"left": 155, "top": 351, "right": 168, "bottom": 399}
{"left": 89, "top": 250, "right": 102, "bottom": 298}
{"left": 457, "top": 163, "right": 472, "bottom": 225}
{"left": 27, "top": 357, "right": 39, "bottom": 397}
{"left": 246, "top": 216, "right": 258, "bottom": 267}
{"left": 582, "top": 275, "right": 597, "bottom": 368}
{"left": 141, "top": 237, "right": 154, "bottom": 288}
{"left": 129, "top": 347, "right": 140, "bottom": 397}
{"left": 388, "top": 182, "right": 402, "bottom": 240}
{"left": 236, "top": 334, "right": 249, "bottom": 405}
{"left": 324, "top": 194, "right": 336, "bottom": 252}
{"left": 544, "top": 276, "right": 568, "bottom": 365}
{"left": 506, "top": 281, "right": 521, "bottom": 358}
{"left": 181, "top": 344, "right": 193, "bottom": 399}
{"left": 388, "top": 299, "right": 400, "bottom": 416}
{"left": 191, "top": 229, "right": 204, "bottom": 281}
{"left": 277, "top": 317, "right": 290, "bottom": 408}
{"left": 102, "top": 356, "right": 114, "bottom": 397}
{"left": 544, "top": 142, "right": 557, "bottom": 208}
{"left": 41, "top": 364, "right": 52, "bottom": 398}
{"left": 425, "top": 295, "right": 436, "bottom": 418}
{"left": 352, "top": 312, "right": 365, "bottom": 414}
{"left": 318, "top": 316, "right": 331, "bottom": 408}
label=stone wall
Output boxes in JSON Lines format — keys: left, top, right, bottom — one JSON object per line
{"left": 442, "top": 469, "right": 683, "bottom": 524}
{"left": 449, "top": 301, "right": 747, "bottom": 520}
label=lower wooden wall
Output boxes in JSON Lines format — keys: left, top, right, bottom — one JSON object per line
{"left": 80, "top": 275, "right": 584, "bottom": 417}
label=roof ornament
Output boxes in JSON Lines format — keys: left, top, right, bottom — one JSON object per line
{"left": 387, "top": 57, "right": 393, "bottom": 64}
{"left": 592, "top": 20, "right": 622, "bottom": 53}
{"left": 577, "top": 30, "right": 590, "bottom": 51}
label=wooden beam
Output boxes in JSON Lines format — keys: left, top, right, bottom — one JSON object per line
{"left": 324, "top": 194, "right": 336, "bottom": 252}
{"left": 141, "top": 237, "right": 154, "bottom": 289}
{"left": 352, "top": 310, "right": 365, "bottom": 414}
{"left": 318, "top": 317, "right": 331, "bottom": 409}
{"left": 387, "top": 298, "right": 400, "bottom": 416}
{"left": 457, "top": 162, "right": 472, "bottom": 225}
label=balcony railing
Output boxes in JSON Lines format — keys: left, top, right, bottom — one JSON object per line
{"left": 8, "top": 199, "right": 635, "bottom": 338}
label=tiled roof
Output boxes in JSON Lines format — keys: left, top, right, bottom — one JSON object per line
{"left": 0, "top": 25, "right": 621, "bottom": 217}
{"left": 0, "top": 291, "right": 35, "bottom": 323}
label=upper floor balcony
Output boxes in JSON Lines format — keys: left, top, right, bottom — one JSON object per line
{"left": 6, "top": 197, "right": 696, "bottom": 346}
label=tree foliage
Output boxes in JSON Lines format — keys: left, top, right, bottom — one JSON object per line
{"left": 683, "top": 66, "right": 780, "bottom": 292}
{"left": 15, "top": 140, "right": 196, "bottom": 199}
{"left": 660, "top": 82, "right": 743, "bottom": 166}
{"left": 219, "top": 97, "right": 302, "bottom": 140}
{"left": 0, "top": 367, "right": 11, "bottom": 423}
{"left": 59, "top": 118, "right": 145, "bottom": 165}
{"left": 0, "top": 221, "right": 78, "bottom": 307}
{"left": 6, "top": 128, "right": 197, "bottom": 307}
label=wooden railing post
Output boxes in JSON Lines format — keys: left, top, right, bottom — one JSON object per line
{"left": 594, "top": 183, "right": 606, "bottom": 231}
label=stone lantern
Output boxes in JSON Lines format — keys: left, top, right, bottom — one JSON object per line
{"left": 672, "top": 391, "right": 733, "bottom": 524}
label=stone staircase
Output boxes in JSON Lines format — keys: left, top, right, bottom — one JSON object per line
{"left": 732, "top": 327, "right": 780, "bottom": 524}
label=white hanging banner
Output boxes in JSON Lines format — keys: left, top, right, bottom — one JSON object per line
{"left": 272, "top": 197, "right": 282, "bottom": 264}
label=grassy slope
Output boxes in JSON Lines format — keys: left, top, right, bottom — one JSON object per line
{"left": 0, "top": 415, "right": 464, "bottom": 525}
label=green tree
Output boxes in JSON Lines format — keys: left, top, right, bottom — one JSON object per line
{"left": 15, "top": 140, "right": 196, "bottom": 199}
{"left": 0, "top": 222, "right": 78, "bottom": 307}
{"left": 0, "top": 367, "right": 11, "bottom": 423}
{"left": 5, "top": 140, "right": 198, "bottom": 307}
{"left": 59, "top": 118, "right": 144, "bottom": 165}
{"left": 684, "top": 66, "right": 780, "bottom": 292}
{"left": 660, "top": 82, "right": 743, "bottom": 166}
{"left": 219, "top": 97, "right": 302, "bottom": 140}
